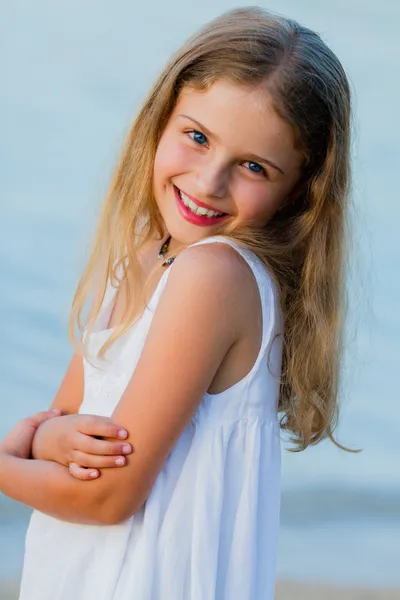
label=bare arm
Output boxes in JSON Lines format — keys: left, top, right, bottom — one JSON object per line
{"left": 32, "top": 343, "right": 132, "bottom": 475}
{"left": 48, "top": 270, "right": 105, "bottom": 415}
{"left": 0, "top": 351, "right": 129, "bottom": 524}
{"left": 49, "top": 352, "right": 84, "bottom": 414}
{"left": 0, "top": 454, "right": 111, "bottom": 524}
{"left": 0, "top": 413, "right": 112, "bottom": 524}
{"left": 0, "top": 244, "right": 247, "bottom": 524}
{"left": 31, "top": 353, "right": 85, "bottom": 461}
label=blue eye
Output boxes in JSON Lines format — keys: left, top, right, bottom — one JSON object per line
{"left": 247, "top": 161, "right": 265, "bottom": 175}
{"left": 190, "top": 130, "right": 208, "bottom": 145}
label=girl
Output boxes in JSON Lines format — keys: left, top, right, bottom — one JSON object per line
{"left": 0, "top": 6, "right": 354, "bottom": 599}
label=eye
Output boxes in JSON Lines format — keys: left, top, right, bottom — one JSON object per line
{"left": 187, "top": 130, "right": 208, "bottom": 145}
{"left": 244, "top": 161, "right": 266, "bottom": 176}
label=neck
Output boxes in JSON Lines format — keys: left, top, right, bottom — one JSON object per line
{"left": 163, "top": 235, "right": 186, "bottom": 257}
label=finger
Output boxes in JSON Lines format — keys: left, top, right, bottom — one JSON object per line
{"left": 68, "top": 462, "right": 99, "bottom": 481}
{"left": 28, "top": 409, "right": 61, "bottom": 428}
{"left": 74, "top": 432, "right": 132, "bottom": 456}
{"left": 71, "top": 451, "right": 128, "bottom": 469}
{"left": 78, "top": 415, "right": 128, "bottom": 440}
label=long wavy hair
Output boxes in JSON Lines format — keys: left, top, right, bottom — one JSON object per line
{"left": 69, "top": 6, "right": 355, "bottom": 452}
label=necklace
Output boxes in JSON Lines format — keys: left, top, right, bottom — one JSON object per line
{"left": 158, "top": 235, "right": 175, "bottom": 267}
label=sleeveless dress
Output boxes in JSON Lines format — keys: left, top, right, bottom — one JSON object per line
{"left": 19, "top": 235, "right": 284, "bottom": 600}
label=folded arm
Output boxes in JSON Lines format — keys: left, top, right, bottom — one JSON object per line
{"left": 0, "top": 243, "right": 247, "bottom": 525}
{"left": 0, "top": 454, "right": 112, "bottom": 524}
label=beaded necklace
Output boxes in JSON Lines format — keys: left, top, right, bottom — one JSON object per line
{"left": 158, "top": 235, "right": 175, "bottom": 267}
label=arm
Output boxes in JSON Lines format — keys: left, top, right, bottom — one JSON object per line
{"left": 0, "top": 244, "right": 247, "bottom": 524}
{"left": 48, "top": 270, "right": 107, "bottom": 415}
{"left": 0, "top": 453, "right": 112, "bottom": 524}
{"left": 33, "top": 349, "right": 133, "bottom": 477}
{"left": 31, "top": 352, "right": 84, "bottom": 460}
{"left": 0, "top": 412, "right": 113, "bottom": 524}
{"left": 32, "top": 413, "right": 133, "bottom": 471}
{"left": 49, "top": 352, "right": 85, "bottom": 414}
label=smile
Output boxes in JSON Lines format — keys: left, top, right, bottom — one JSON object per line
{"left": 174, "top": 186, "right": 229, "bottom": 227}
{"left": 178, "top": 189, "right": 226, "bottom": 218}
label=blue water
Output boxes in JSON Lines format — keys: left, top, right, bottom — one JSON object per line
{"left": 1, "top": 0, "right": 399, "bottom": 589}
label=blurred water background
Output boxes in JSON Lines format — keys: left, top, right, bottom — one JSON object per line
{"left": 1, "top": 0, "right": 399, "bottom": 591}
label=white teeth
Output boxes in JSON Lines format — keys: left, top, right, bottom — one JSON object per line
{"left": 188, "top": 199, "right": 198, "bottom": 212}
{"left": 178, "top": 190, "right": 225, "bottom": 218}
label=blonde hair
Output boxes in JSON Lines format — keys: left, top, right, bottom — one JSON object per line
{"left": 70, "top": 6, "right": 356, "bottom": 452}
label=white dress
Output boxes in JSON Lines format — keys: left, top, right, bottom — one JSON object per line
{"left": 19, "top": 235, "right": 284, "bottom": 600}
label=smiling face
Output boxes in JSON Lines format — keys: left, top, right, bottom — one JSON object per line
{"left": 152, "top": 79, "right": 303, "bottom": 246}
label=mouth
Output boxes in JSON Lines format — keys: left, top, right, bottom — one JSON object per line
{"left": 174, "top": 186, "right": 230, "bottom": 227}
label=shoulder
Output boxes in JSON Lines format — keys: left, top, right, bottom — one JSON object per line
{"left": 167, "top": 240, "right": 257, "bottom": 300}
{"left": 155, "top": 240, "right": 261, "bottom": 341}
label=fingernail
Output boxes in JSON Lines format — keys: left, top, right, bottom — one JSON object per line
{"left": 122, "top": 444, "right": 131, "bottom": 454}
{"left": 50, "top": 409, "right": 60, "bottom": 413}
{"left": 115, "top": 457, "right": 125, "bottom": 466}
{"left": 90, "top": 470, "right": 99, "bottom": 478}
{"left": 117, "top": 429, "right": 128, "bottom": 439}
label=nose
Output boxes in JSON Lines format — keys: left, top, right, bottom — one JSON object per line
{"left": 194, "top": 158, "right": 230, "bottom": 200}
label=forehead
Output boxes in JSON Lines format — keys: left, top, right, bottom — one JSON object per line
{"left": 172, "top": 79, "right": 301, "bottom": 171}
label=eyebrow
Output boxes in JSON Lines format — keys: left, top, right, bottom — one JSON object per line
{"left": 177, "top": 114, "right": 285, "bottom": 175}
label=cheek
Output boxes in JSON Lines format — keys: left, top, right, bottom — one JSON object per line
{"left": 235, "top": 185, "right": 283, "bottom": 224}
{"left": 154, "top": 135, "right": 191, "bottom": 180}
{"left": 235, "top": 186, "right": 269, "bottom": 218}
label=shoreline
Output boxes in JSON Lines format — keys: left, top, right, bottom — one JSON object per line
{"left": 275, "top": 581, "right": 400, "bottom": 599}
{"left": 1, "top": 580, "right": 399, "bottom": 599}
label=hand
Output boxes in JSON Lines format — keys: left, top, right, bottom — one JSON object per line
{"left": 32, "top": 414, "right": 133, "bottom": 480}
{"left": 0, "top": 410, "right": 61, "bottom": 459}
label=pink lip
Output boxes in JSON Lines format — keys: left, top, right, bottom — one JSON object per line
{"left": 174, "top": 186, "right": 230, "bottom": 227}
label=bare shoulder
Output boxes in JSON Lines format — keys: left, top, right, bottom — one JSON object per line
{"left": 167, "top": 241, "right": 260, "bottom": 326}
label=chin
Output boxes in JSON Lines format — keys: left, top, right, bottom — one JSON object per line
{"left": 164, "top": 221, "right": 205, "bottom": 246}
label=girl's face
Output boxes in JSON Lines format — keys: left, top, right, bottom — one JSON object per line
{"left": 153, "top": 79, "right": 303, "bottom": 245}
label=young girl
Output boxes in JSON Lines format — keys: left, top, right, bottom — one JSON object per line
{"left": 0, "top": 6, "right": 353, "bottom": 599}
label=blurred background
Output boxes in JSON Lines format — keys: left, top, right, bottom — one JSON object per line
{"left": 1, "top": 1, "right": 399, "bottom": 598}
